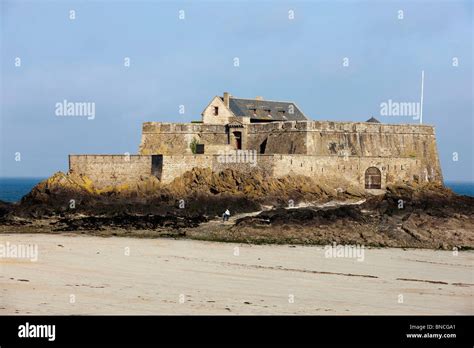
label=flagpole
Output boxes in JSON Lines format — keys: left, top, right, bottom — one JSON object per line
{"left": 420, "top": 70, "right": 424, "bottom": 124}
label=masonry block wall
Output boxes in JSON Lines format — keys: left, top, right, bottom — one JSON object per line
{"left": 69, "top": 155, "right": 153, "bottom": 189}
{"left": 212, "top": 155, "right": 275, "bottom": 177}
{"left": 160, "top": 155, "right": 213, "bottom": 183}
{"left": 71, "top": 120, "right": 443, "bottom": 190}
{"left": 69, "top": 153, "right": 439, "bottom": 189}
{"left": 271, "top": 155, "right": 419, "bottom": 189}
{"left": 156, "top": 155, "right": 275, "bottom": 184}
{"left": 303, "top": 121, "right": 442, "bottom": 182}
{"left": 157, "top": 154, "right": 428, "bottom": 188}
{"left": 139, "top": 123, "right": 229, "bottom": 155}
{"left": 139, "top": 121, "right": 442, "bottom": 183}
{"left": 246, "top": 122, "right": 308, "bottom": 154}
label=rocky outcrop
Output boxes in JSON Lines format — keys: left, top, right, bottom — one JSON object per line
{"left": 224, "top": 182, "right": 474, "bottom": 249}
{"left": 2, "top": 169, "right": 472, "bottom": 250}
{"left": 9, "top": 168, "right": 365, "bottom": 218}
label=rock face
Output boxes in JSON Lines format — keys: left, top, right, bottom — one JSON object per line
{"left": 1, "top": 168, "right": 472, "bottom": 250}
{"left": 10, "top": 168, "right": 364, "bottom": 217}
{"left": 226, "top": 183, "right": 474, "bottom": 249}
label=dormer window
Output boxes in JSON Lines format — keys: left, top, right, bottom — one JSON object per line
{"left": 247, "top": 105, "right": 257, "bottom": 116}
{"left": 213, "top": 106, "right": 219, "bottom": 115}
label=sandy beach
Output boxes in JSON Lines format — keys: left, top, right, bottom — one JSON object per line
{"left": 0, "top": 233, "right": 472, "bottom": 315}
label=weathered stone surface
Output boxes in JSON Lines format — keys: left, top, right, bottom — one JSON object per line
{"left": 227, "top": 183, "right": 474, "bottom": 249}
{"left": 3, "top": 170, "right": 472, "bottom": 250}
{"left": 9, "top": 168, "right": 360, "bottom": 218}
{"left": 69, "top": 152, "right": 439, "bottom": 191}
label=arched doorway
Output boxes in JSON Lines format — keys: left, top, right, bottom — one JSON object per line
{"left": 365, "top": 167, "right": 381, "bottom": 189}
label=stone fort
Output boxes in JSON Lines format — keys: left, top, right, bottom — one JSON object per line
{"left": 69, "top": 92, "right": 443, "bottom": 190}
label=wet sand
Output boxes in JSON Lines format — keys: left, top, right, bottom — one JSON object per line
{"left": 0, "top": 233, "right": 472, "bottom": 315}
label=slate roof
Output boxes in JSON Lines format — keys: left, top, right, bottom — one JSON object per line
{"left": 366, "top": 117, "right": 381, "bottom": 123}
{"left": 223, "top": 97, "right": 308, "bottom": 121}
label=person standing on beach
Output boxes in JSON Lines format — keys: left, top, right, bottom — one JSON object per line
{"left": 222, "top": 209, "right": 230, "bottom": 222}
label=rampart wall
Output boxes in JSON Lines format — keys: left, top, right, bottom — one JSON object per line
{"left": 71, "top": 120, "right": 442, "bottom": 190}
{"left": 69, "top": 155, "right": 153, "bottom": 189}
{"left": 69, "top": 153, "right": 439, "bottom": 189}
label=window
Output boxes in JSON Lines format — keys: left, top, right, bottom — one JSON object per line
{"left": 213, "top": 106, "right": 219, "bottom": 115}
{"left": 195, "top": 144, "right": 205, "bottom": 154}
{"left": 247, "top": 105, "right": 257, "bottom": 115}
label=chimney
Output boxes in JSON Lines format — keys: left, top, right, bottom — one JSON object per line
{"left": 223, "top": 92, "right": 230, "bottom": 108}
{"left": 255, "top": 96, "right": 264, "bottom": 101}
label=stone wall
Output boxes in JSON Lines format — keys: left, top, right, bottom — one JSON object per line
{"left": 246, "top": 121, "right": 308, "bottom": 154}
{"left": 212, "top": 154, "right": 275, "bottom": 177}
{"left": 139, "top": 120, "right": 442, "bottom": 185}
{"left": 69, "top": 155, "right": 153, "bottom": 189}
{"left": 158, "top": 153, "right": 432, "bottom": 188}
{"left": 303, "top": 121, "right": 442, "bottom": 183}
{"left": 160, "top": 155, "right": 213, "bottom": 183}
{"left": 157, "top": 154, "right": 274, "bottom": 184}
{"left": 69, "top": 152, "right": 440, "bottom": 190}
{"left": 271, "top": 155, "right": 421, "bottom": 189}
{"left": 73, "top": 120, "right": 443, "bottom": 190}
{"left": 139, "top": 122, "right": 229, "bottom": 155}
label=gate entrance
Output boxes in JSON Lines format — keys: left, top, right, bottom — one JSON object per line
{"left": 365, "top": 167, "right": 381, "bottom": 189}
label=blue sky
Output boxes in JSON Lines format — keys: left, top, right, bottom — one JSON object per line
{"left": 1, "top": 0, "right": 472, "bottom": 181}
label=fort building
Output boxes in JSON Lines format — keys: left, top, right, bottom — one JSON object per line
{"left": 69, "top": 92, "right": 443, "bottom": 190}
